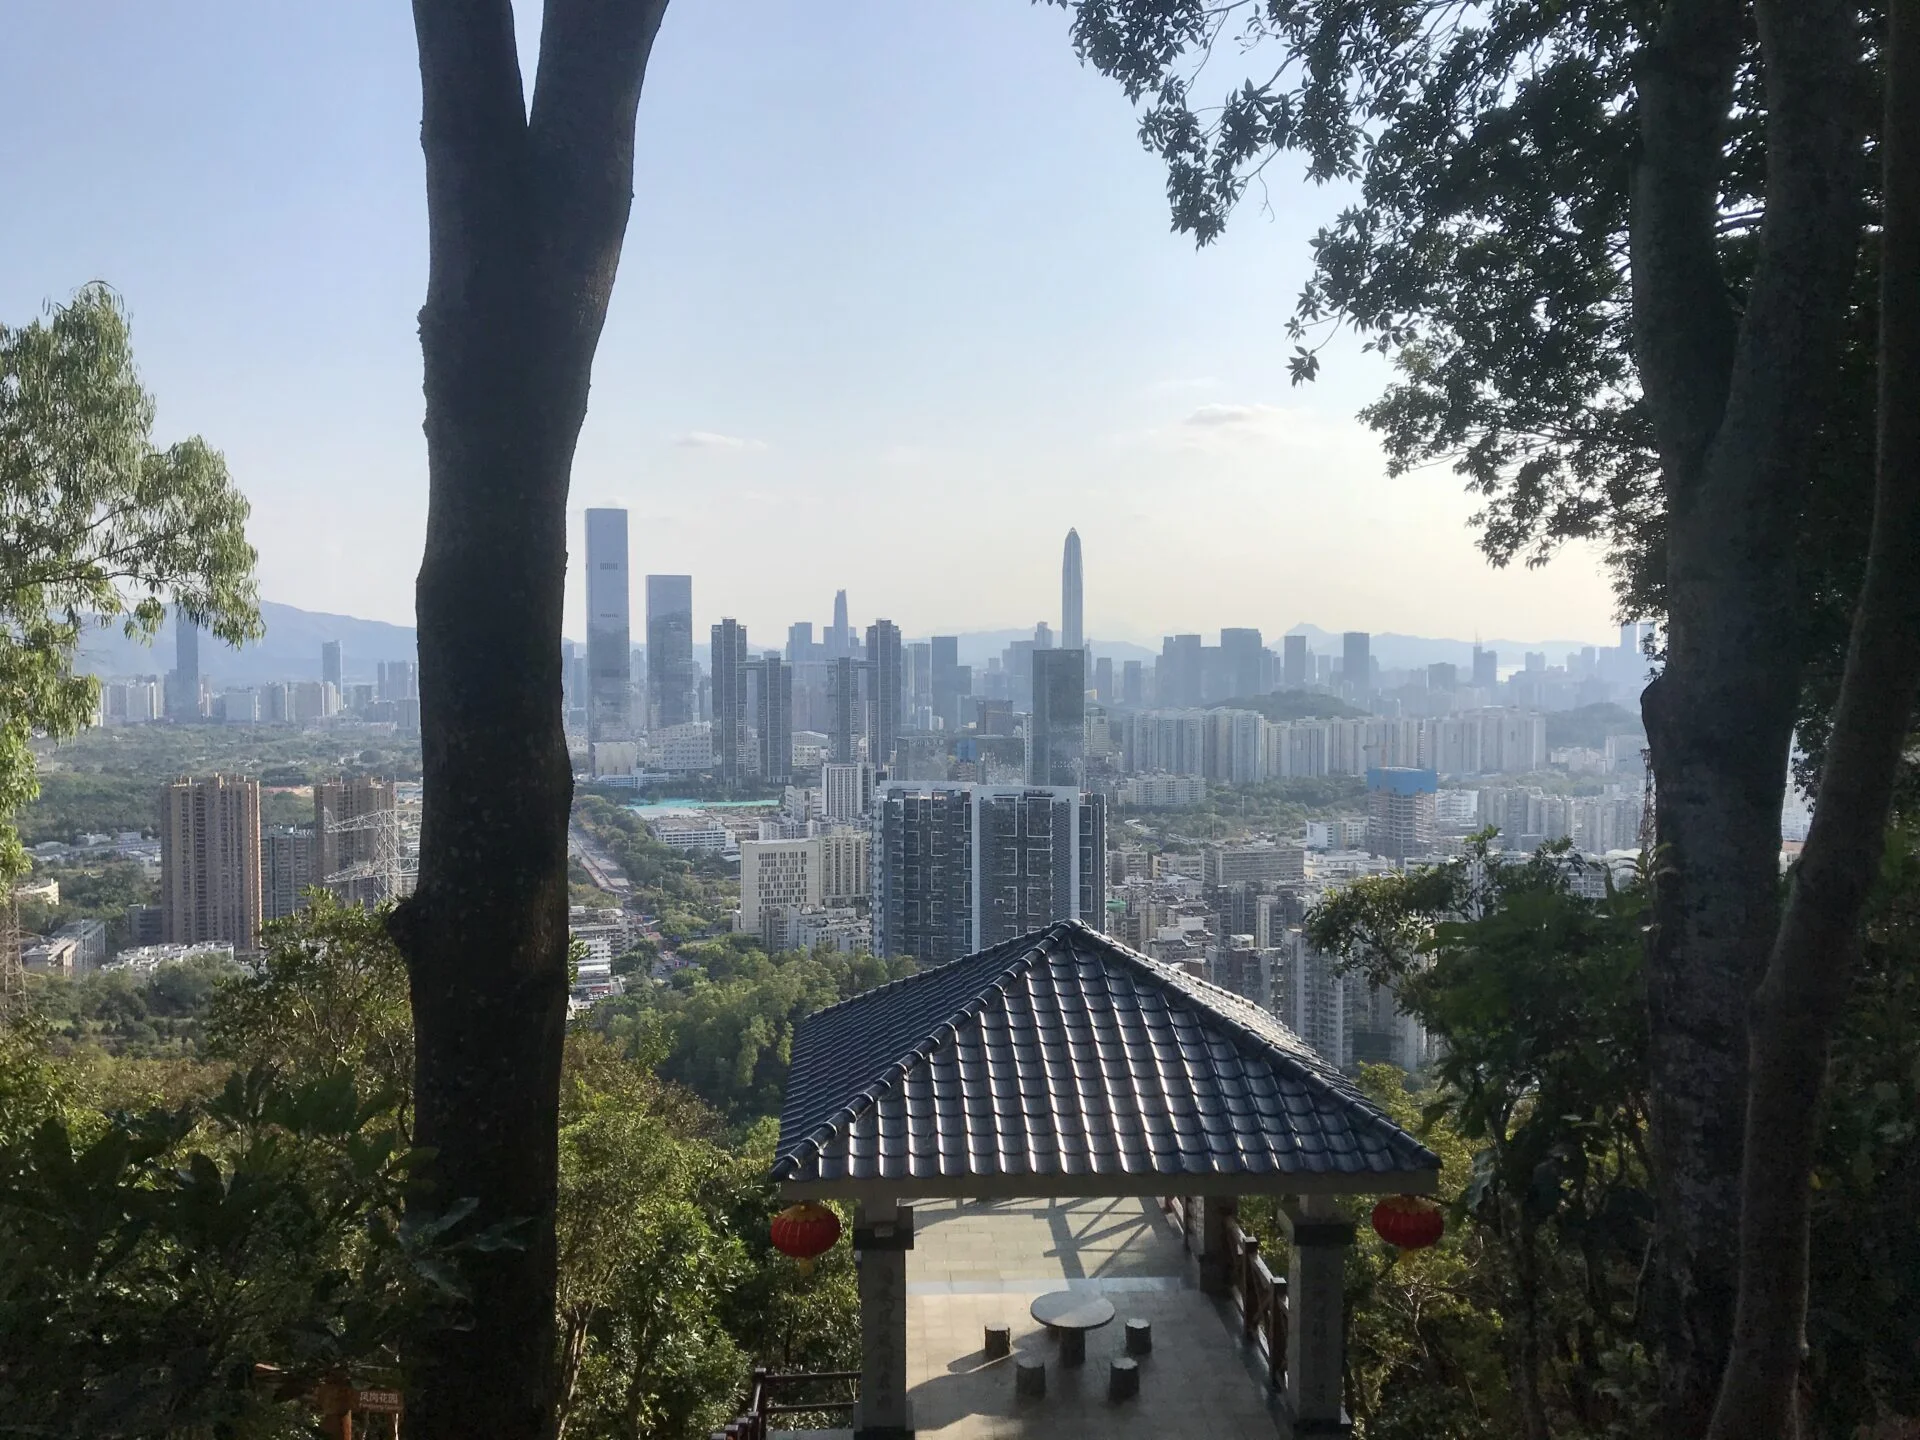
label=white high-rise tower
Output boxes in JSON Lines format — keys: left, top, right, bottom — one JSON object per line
{"left": 1061, "top": 528, "right": 1084, "bottom": 652}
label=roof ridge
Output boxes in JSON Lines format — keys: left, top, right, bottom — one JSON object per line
{"left": 1063, "top": 923, "right": 1436, "bottom": 1167}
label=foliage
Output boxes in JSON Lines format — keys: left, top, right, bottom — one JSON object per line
{"left": 1543, "top": 703, "right": 1645, "bottom": 753}
{"left": 1310, "top": 838, "right": 1654, "bottom": 1437}
{"left": 573, "top": 796, "right": 739, "bottom": 943}
{"left": 0, "top": 287, "right": 260, "bottom": 879}
{"left": 29, "top": 953, "right": 236, "bottom": 1059}
{"left": 587, "top": 938, "right": 912, "bottom": 1128}
{"left": 1215, "top": 691, "right": 1366, "bottom": 722}
{"left": 0, "top": 1062, "right": 495, "bottom": 1439}
{"left": 1134, "top": 774, "right": 1367, "bottom": 844}
{"left": 209, "top": 893, "right": 414, "bottom": 1115}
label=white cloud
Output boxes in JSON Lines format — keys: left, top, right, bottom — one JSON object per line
{"left": 1183, "top": 402, "right": 1282, "bottom": 428}
{"left": 673, "top": 430, "right": 768, "bottom": 451}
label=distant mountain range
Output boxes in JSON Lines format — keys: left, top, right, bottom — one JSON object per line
{"left": 76, "top": 601, "right": 419, "bottom": 686}
{"left": 72, "top": 602, "right": 1625, "bottom": 686}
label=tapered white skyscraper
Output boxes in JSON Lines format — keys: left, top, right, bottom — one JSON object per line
{"left": 1061, "top": 528, "right": 1083, "bottom": 651}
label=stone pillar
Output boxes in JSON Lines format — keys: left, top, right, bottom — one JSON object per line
{"left": 852, "top": 1199, "right": 914, "bottom": 1440}
{"left": 1195, "top": 1195, "right": 1238, "bottom": 1294}
{"left": 1283, "top": 1194, "right": 1354, "bottom": 1438}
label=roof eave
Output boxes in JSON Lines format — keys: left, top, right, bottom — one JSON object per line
{"left": 777, "top": 1165, "right": 1441, "bottom": 1204}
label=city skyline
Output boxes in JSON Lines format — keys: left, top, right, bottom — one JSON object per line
{"left": 3, "top": 2, "right": 1620, "bottom": 649}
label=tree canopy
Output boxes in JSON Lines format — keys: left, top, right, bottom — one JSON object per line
{"left": 0, "top": 286, "right": 259, "bottom": 877}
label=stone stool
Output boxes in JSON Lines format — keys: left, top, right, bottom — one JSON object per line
{"left": 1125, "top": 1318, "right": 1153, "bottom": 1355}
{"left": 1015, "top": 1356, "right": 1047, "bottom": 1398}
{"left": 984, "top": 1323, "right": 1011, "bottom": 1359}
{"left": 1109, "top": 1356, "right": 1141, "bottom": 1401}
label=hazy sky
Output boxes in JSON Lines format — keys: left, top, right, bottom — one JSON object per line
{"left": 2, "top": 2, "right": 1621, "bottom": 649}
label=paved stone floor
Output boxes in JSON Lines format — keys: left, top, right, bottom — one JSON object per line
{"left": 899, "top": 1197, "right": 1279, "bottom": 1439}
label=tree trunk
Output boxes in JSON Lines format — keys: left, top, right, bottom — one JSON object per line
{"left": 390, "top": 5, "right": 668, "bottom": 1438}
{"left": 1630, "top": 2, "right": 1864, "bottom": 1433}
{"left": 1708, "top": 4, "right": 1920, "bottom": 1435}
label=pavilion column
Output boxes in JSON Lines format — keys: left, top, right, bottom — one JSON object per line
{"left": 1282, "top": 1193, "right": 1355, "bottom": 1438}
{"left": 1194, "top": 1195, "right": 1238, "bottom": 1294}
{"left": 852, "top": 1199, "right": 914, "bottom": 1440}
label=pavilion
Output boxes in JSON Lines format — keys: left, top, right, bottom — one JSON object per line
{"left": 772, "top": 920, "right": 1441, "bottom": 1439}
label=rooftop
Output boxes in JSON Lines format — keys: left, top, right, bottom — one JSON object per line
{"left": 774, "top": 920, "right": 1438, "bottom": 1199}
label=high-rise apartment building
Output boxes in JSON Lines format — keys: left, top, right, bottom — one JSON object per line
{"left": 1283, "top": 634, "right": 1309, "bottom": 689}
{"left": 865, "top": 620, "right": 903, "bottom": 770}
{"left": 1367, "top": 767, "right": 1438, "bottom": 861}
{"left": 821, "top": 761, "right": 874, "bottom": 821}
{"left": 1028, "top": 647, "right": 1086, "bottom": 787}
{"left": 1342, "top": 631, "right": 1372, "bottom": 702}
{"left": 711, "top": 619, "right": 751, "bottom": 783}
{"left": 646, "top": 575, "right": 695, "bottom": 729}
{"left": 167, "top": 605, "right": 202, "bottom": 720}
{"left": 584, "top": 508, "right": 633, "bottom": 740}
{"left": 752, "top": 651, "right": 793, "bottom": 784}
{"left": 314, "top": 776, "right": 400, "bottom": 907}
{"left": 160, "top": 775, "right": 262, "bottom": 948}
{"left": 1061, "top": 528, "right": 1084, "bottom": 651}
{"left": 263, "top": 826, "right": 316, "bottom": 922}
{"left": 931, "top": 635, "right": 961, "bottom": 732}
{"left": 871, "top": 783, "right": 1106, "bottom": 965}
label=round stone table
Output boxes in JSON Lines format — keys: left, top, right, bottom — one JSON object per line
{"left": 1030, "top": 1291, "right": 1115, "bottom": 1367}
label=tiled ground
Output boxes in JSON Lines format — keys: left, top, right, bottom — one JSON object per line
{"left": 903, "top": 1197, "right": 1278, "bottom": 1439}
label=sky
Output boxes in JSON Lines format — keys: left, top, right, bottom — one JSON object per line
{"left": 1, "top": 2, "right": 1621, "bottom": 650}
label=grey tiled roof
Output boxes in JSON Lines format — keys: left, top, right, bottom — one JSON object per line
{"left": 773, "top": 920, "right": 1439, "bottom": 1189}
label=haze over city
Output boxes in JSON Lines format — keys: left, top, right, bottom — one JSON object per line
{"left": 0, "top": 1, "right": 1622, "bottom": 648}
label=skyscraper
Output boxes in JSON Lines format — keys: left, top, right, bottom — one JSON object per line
{"left": 1122, "top": 660, "right": 1144, "bottom": 706}
{"left": 826, "top": 589, "right": 852, "bottom": 658}
{"left": 1160, "top": 634, "right": 1203, "bottom": 707}
{"left": 1283, "top": 633, "right": 1309, "bottom": 689}
{"left": 584, "top": 508, "right": 632, "bottom": 740}
{"left": 866, "top": 620, "right": 903, "bottom": 769}
{"left": 646, "top": 575, "right": 695, "bottom": 728}
{"left": 263, "top": 826, "right": 315, "bottom": 922}
{"left": 160, "top": 775, "right": 262, "bottom": 948}
{"left": 1093, "top": 655, "right": 1114, "bottom": 704}
{"left": 931, "top": 636, "right": 961, "bottom": 732}
{"left": 1220, "top": 627, "right": 1264, "bottom": 699}
{"left": 1028, "top": 647, "right": 1086, "bottom": 787}
{"left": 830, "top": 656, "right": 860, "bottom": 764}
{"left": 1366, "top": 767, "right": 1438, "bottom": 861}
{"left": 321, "top": 640, "right": 343, "bottom": 692}
{"left": 871, "top": 782, "right": 1106, "bottom": 964}
{"left": 711, "top": 619, "right": 750, "bottom": 783}
{"left": 1061, "top": 528, "right": 1084, "bottom": 651}
{"left": 167, "top": 605, "right": 202, "bottom": 720}
{"left": 1472, "top": 645, "right": 1498, "bottom": 689}
{"left": 1342, "top": 631, "right": 1372, "bottom": 702}
{"left": 753, "top": 651, "right": 793, "bottom": 784}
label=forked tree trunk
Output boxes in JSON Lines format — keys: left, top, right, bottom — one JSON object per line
{"left": 388, "top": 5, "right": 668, "bottom": 1437}
{"left": 1708, "top": 4, "right": 1920, "bottom": 1435}
{"left": 1629, "top": 1, "right": 1864, "bottom": 1433}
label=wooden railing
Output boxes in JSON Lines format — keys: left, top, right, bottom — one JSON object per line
{"left": 1161, "top": 1197, "right": 1287, "bottom": 1391}
{"left": 1224, "top": 1215, "right": 1288, "bottom": 1391}
{"left": 716, "top": 1366, "right": 860, "bottom": 1439}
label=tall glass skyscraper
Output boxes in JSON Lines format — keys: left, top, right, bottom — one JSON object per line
{"left": 1028, "top": 647, "right": 1086, "bottom": 787}
{"left": 584, "top": 509, "right": 631, "bottom": 740}
{"left": 710, "top": 618, "right": 749, "bottom": 782}
{"left": 866, "top": 619, "right": 903, "bottom": 769}
{"left": 1343, "top": 631, "right": 1373, "bottom": 703}
{"left": 1061, "top": 528, "right": 1083, "bottom": 651}
{"left": 646, "top": 574, "right": 695, "bottom": 728}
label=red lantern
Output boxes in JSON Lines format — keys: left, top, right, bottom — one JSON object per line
{"left": 771, "top": 1202, "right": 842, "bottom": 1272}
{"left": 1371, "top": 1194, "right": 1445, "bottom": 1250}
